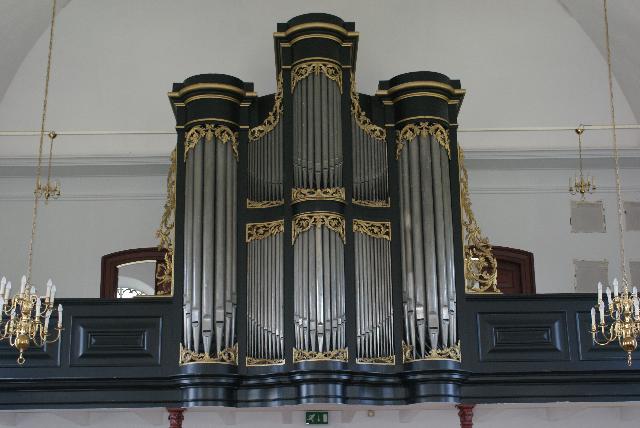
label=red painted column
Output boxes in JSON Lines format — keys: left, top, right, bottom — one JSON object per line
{"left": 168, "top": 408, "right": 185, "bottom": 428}
{"left": 456, "top": 404, "right": 475, "bottom": 428}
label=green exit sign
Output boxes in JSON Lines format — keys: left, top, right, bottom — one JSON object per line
{"left": 305, "top": 411, "right": 328, "bottom": 425}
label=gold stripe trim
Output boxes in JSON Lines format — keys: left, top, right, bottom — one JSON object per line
{"left": 249, "top": 72, "right": 283, "bottom": 142}
{"left": 292, "top": 56, "right": 341, "bottom": 67}
{"left": 377, "top": 81, "right": 465, "bottom": 96}
{"left": 290, "top": 33, "right": 343, "bottom": 46}
{"left": 291, "top": 187, "right": 345, "bottom": 204}
{"left": 274, "top": 22, "right": 357, "bottom": 38}
{"left": 353, "top": 219, "right": 391, "bottom": 241}
{"left": 395, "top": 122, "right": 450, "bottom": 160}
{"left": 184, "top": 117, "right": 239, "bottom": 128}
{"left": 184, "top": 94, "right": 241, "bottom": 105}
{"left": 246, "top": 199, "right": 284, "bottom": 209}
{"left": 392, "top": 91, "right": 450, "bottom": 103}
{"left": 246, "top": 220, "right": 284, "bottom": 243}
{"left": 351, "top": 72, "right": 386, "bottom": 142}
{"left": 168, "top": 82, "right": 247, "bottom": 98}
{"left": 292, "top": 211, "right": 345, "bottom": 244}
{"left": 396, "top": 115, "right": 449, "bottom": 126}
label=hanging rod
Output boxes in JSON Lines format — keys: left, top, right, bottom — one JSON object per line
{"left": 0, "top": 124, "right": 639, "bottom": 137}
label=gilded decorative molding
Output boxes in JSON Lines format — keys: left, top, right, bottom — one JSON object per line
{"left": 246, "top": 199, "right": 284, "bottom": 209}
{"left": 458, "top": 147, "right": 500, "bottom": 294}
{"left": 291, "top": 187, "right": 345, "bottom": 204}
{"left": 402, "top": 341, "right": 461, "bottom": 363}
{"left": 293, "top": 348, "right": 348, "bottom": 363}
{"left": 395, "top": 122, "right": 450, "bottom": 160}
{"left": 249, "top": 72, "right": 283, "bottom": 142}
{"left": 356, "top": 355, "right": 395, "bottom": 365}
{"left": 246, "top": 220, "right": 284, "bottom": 243}
{"left": 246, "top": 357, "right": 286, "bottom": 367}
{"left": 292, "top": 212, "right": 345, "bottom": 244}
{"left": 350, "top": 72, "right": 386, "bottom": 142}
{"left": 184, "top": 123, "right": 238, "bottom": 161}
{"left": 179, "top": 343, "right": 238, "bottom": 365}
{"left": 154, "top": 148, "right": 176, "bottom": 296}
{"left": 352, "top": 198, "right": 390, "bottom": 208}
{"left": 353, "top": 219, "right": 391, "bottom": 241}
{"left": 291, "top": 61, "right": 343, "bottom": 94}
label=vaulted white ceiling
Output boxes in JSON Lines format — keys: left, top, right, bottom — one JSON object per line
{"left": 0, "top": 0, "right": 638, "bottom": 159}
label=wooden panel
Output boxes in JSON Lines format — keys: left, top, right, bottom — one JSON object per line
{"left": 477, "top": 312, "right": 569, "bottom": 362}
{"left": 70, "top": 316, "right": 162, "bottom": 367}
{"left": 576, "top": 311, "right": 640, "bottom": 362}
{"left": 0, "top": 339, "right": 60, "bottom": 368}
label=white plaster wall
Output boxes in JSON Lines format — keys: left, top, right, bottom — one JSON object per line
{"left": 0, "top": 173, "right": 165, "bottom": 298}
{"left": 468, "top": 166, "right": 640, "bottom": 293}
{"left": 3, "top": 404, "right": 640, "bottom": 428}
{"left": 0, "top": 0, "right": 638, "bottom": 161}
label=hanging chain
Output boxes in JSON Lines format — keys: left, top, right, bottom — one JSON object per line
{"left": 603, "top": 0, "right": 628, "bottom": 286}
{"left": 26, "top": 0, "right": 57, "bottom": 284}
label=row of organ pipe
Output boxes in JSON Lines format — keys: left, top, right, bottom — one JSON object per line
{"left": 248, "top": 121, "right": 283, "bottom": 205}
{"left": 293, "top": 225, "right": 346, "bottom": 353}
{"left": 180, "top": 72, "right": 458, "bottom": 364}
{"left": 246, "top": 224, "right": 284, "bottom": 363}
{"left": 352, "top": 118, "right": 389, "bottom": 205}
{"left": 293, "top": 73, "right": 343, "bottom": 190}
{"left": 183, "top": 135, "right": 237, "bottom": 357}
{"left": 354, "top": 224, "right": 394, "bottom": 361}
{"left": 398, "top": 132, "right": 457, "bottom": 359}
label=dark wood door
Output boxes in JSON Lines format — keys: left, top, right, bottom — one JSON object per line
{"left": 492, "top": 246, "right": 536, "bottom": 294}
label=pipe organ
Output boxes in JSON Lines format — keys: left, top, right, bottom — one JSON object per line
{"left": 170, "top": 13, "right": 465, "bottom": 369}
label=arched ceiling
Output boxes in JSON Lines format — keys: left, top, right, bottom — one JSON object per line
{"left": 0, "top": 0, "right": 71, "bottom": 102}
{"left": 558, "top": 0, "right": 640, "bottom": 123}
{"left": 0, "top": 0, "right": 637, "bottom": 159}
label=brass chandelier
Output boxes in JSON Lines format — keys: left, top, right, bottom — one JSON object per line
{"left": 569, "top": 125, "right": 596, "bottom": 198}
{"left": 0, "top": 0, "right": 63, "bottom": 364}
{"left": 589, "top": 0, "right": 636, "bottom": 366}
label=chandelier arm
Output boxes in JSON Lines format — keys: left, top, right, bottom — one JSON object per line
{"left": 45, "top": 327, "right": 63, "bottom": 344}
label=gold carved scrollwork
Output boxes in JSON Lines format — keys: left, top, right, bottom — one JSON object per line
{"left": 179, "top": 343, "right": 238, "bottom": 365}
{"left": 154, "top": 148, "right": 176, "bottom": 296}
{"left": 246, "top": 220, "right": 284, "bottom": 243}
{"left": 293, "top": 348, "right": 348, "bottom": 363}
{"left": 246, "top": 357, "right": 286, "bottom": 367}
{"left": 402, "top": 341, "right": 461, "bottom": 363}
{"left": 184, "top": 123, "right": 238, "bottom": 161}
{"left": 292, "top": 212, "right": 345, "bottom": 244}
{"left": 291, "top": 187, "right": 345, "bottom": 204}
{"left": 291, "top": 61, "right": 343, "bottom": 94}
{"left": 356, "top": 355, "right": 395, "bottom": 365}
{"left": 246, "top": 199, "right": 284, "bottom": 209}
{"left": 249, "top": 72, "right": 283, "bottom": 142}
{"left": 350, "top": 72, "right": 386, "bottom": 142}
{"left": 353, "top": 219, "right": 391, "bottom": 241}
{"left": 458, "top": 147, "right": 500, "bottom": 293}
{"left": 396, "top": 122, "right": 450, "bottom": 160}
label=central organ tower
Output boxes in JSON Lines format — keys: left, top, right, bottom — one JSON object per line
{"left": 169, "top": 13, "right": 465, "bottom": 375}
